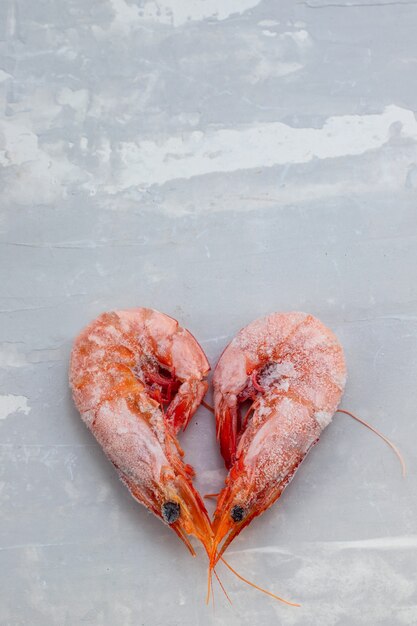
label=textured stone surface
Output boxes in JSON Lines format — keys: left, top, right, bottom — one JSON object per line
{"left": 1, "top": 1, "right": 417, "bottom": 624}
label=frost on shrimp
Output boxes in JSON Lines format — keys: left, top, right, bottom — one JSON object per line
{"left": 70, "top": 308, "right": 213, "bottom": 556}
{"left": 211, "top": 312, "right": 346, "bottom": 567}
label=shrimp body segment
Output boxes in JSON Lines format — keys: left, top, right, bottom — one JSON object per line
{"left": 70, "top": 308, "right": 213, "bottom": 556}
{"left": 211, "top": 312, "right": 346, "bottom": 563}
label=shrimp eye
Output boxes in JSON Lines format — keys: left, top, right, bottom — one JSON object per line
{"left": 231, "top": 505, "right": 245, "bottom": 522}
{"left": 162, "top": 501, "right": 180, "bottom": 524}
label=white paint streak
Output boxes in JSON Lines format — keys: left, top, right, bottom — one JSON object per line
{"left": 0, "top": 119, "right": 84, "bottom": 204}
{"left": 316, "top": 536, "right": 417, "bottom": 551}
{"left": 228, "top": 535, "right": 417, "bottom": 555}
{"left": 0, "top": 343, "right": 63, "bottom": 368}
{"left": 57, "top": 88, "right": 89, "bottom": 121}
{"left": 0, "top": 69, "right": 12, "bottom": 82}
{"left": 0, "top": 120, "right": 40, "bottom": 166}
{"left": 108, "top": 0, "right": 261, "bottom": 29}
{"left": 171, "top": 0, "right": 262, "bottom": 25}
{"left": 287, "top": 29, "right": 311, "bottom": 44}
{"left": 0, "top": 394, "right": 30, "bottom": 420}
{"left": 108, "top": 105, "right": 417, "bottom": 188}
{"left": 248, "top": 58, "right": 303, "bottom": 83}
{"left": 258, "top": 19, "right": 280, "bottom": 27}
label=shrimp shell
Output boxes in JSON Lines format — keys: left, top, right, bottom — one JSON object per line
{"left": 211, "top": 312, "right": 346, "bottom": 564}
{"left": 70, "top": 308, "right": 213, "bottom": 556}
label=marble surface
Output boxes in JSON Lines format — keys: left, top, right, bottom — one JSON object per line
{"left": 1, "top": 1, "right": 417, "bottom": 624}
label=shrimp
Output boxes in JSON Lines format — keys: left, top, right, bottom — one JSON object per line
{"left": 210, "top": 312, "right": 346, "bottom": 568}
{"left": 69, "top": 308, "right": 213, "bottom": 556}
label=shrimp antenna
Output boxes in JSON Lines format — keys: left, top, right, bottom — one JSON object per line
{"left": 220, "top": 556, "right": 301, "bottom": 607}
{"left": 337, "top": 409, "right": 406, "bottom": 477}
{"left": 209, "top": 548, "right": 300, "bottom": 607}
{"left": 213, "top": 568, "right": 232, "bottom": 605}
{"left": 206, "top": 560, "right": 212, "bottom": 605}
{"left": 206, "top": 564, "right": 232, "bottom": 606}
{"left": 202, "top": 400, "right": 215, "bottom": 413}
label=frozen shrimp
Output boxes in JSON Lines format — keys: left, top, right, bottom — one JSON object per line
{"left": 70, "top": 308, "right": 213, "bottom": 556}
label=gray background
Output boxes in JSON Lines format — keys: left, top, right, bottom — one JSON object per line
{"left": 1, "top": 0, "right": 417, "bottom": 624}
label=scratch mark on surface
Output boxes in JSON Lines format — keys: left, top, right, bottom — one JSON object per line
{"left": 343, "top": 313, "right": 417, "bottom": 324}
{"left": 200, "top": 334, "right": 230, "bottom": 345}
{"left": 2, "top": 239, "right": 148, "bottom": 250}
{"left": 0, "top": 542, "right": 78, "bottom": 552}
{"left": 239, "top": 195, "right": 283, "bottom": 203}
{"left": 0, "top": 305, "right": 70, "bottom": 314}
{"left": 300, "top": 0, "right": 417, "bottom": 7}
{"left": 372, "top": 345, "right": 384, "bottom": 372}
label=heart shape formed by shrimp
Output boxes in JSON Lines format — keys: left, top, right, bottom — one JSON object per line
{"left": 70, "top": 309, "right": 405, "bottom": 606}
{"left": 69, "top": 309, "right": 348, "bottom": 604}
{"left": 70, "top": 308, "right": 213, "bottom": 556}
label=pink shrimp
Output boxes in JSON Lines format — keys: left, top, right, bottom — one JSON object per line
{"left": 210, "top": 312, "right": 346, "bottom": 569}
{"left": 69, "top": 308, "right": 213, "bottom": 556}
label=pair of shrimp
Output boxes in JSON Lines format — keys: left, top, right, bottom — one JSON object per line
{"left": 70, "top": 308, "right": 404, "bottom": 606}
